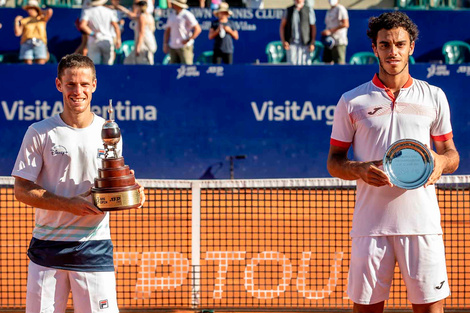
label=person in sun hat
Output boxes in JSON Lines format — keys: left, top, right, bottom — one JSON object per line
{"left": 163, "top": 0, "right": 201, "bottom": 64}
{"left": 79, "top": 0, "right": 122, "bottom": 65}
{"left": 208, "top": 2, "right": 239, "bottom": 64}
{"left": 13, "top": 0, "right": 53, "bottom": 64}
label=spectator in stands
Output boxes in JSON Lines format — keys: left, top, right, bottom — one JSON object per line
{"left": 279, "top": 0, "right": 316, "bottom": 65}
{"left": 107, "top": 0, "right": 127, "bottom": 33}
{"left": 74, "top": 0, "right": 92, "bottom": 56}
{"left": 327, "top": 11, "right": 459, "bottom": 313}
{"left": 79, "top": 0, "right": 122, "bottom": 65}
{"left": 321, "top": 0, "right": 349, "bottom": 64}
{"left": 14, "top": 0, "right": 53, "bottom": 64}
{"left": 163, "top": 0, "right": 201, "bottom": 64}
{"left": 122, "top": 1, "right": 157, "bottom": 65}
{"left": 208, "top": 2, "right": 238, "bottom": 64}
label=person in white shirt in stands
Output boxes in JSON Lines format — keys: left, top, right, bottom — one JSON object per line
{"left": 321, "top": 0, "right": 348, "bottom": 64}
{"left": 163, "top": 0, "right": 201, "bottom": 65}
{"left": 79, "top": 0, "right": 122, "bottom": 65}
{"left": 328, "top": 11, "right": 459, "bottom": 313}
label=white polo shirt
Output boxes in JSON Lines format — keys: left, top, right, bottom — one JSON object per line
{"left": 12, "top": 114, "right": 122, "bottom": 271}
{"left": 165, "top": 9, "right": 199, "bottom": 49}
{"left": 330, "top": 74, "right": 453, "bottom": 237}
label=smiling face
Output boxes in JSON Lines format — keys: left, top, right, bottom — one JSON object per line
{"left": 372, "top": 27, "right": 415, "bottom": 78}
{"left": 56, "top": 67, "right": 96, "bottom": 120}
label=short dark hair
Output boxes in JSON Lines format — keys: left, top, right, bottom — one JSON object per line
{"left": 367, "top": 11, "right": 419, "bottom": 45}
{"left": 57, "top": 54, "right": 96, "bottom": 80}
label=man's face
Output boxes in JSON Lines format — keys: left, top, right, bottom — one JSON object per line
{"left": 55, "top": 67, "right": 97, "bottom": 116}
{"left": 372, "top": 27, "right": 415, "bottom": 77}
{"left": 294, "top": 0, "right": 305, "bottom": 7}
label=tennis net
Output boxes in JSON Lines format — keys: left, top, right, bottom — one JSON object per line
{"left": 0, "top": 176, "right": 469, "bottom": 311}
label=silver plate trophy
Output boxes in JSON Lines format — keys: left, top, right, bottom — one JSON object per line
{"left": 383, "top": 139, "right": 434, "bottom": 190}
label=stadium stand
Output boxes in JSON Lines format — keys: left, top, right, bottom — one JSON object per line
{"left": 311, "top": 40, "right": 324, "bottom": 64}
{"left": 196, "top": 50, "right": 214, "bottom": 64}
{"left": 349, "top": 51, "right": 378, "bottom": 64}
{"left": 265, "top": 40, "right": 286, "bottom": 64}
{"left": 442, "top": 40, "right": 470, "bottom": 64}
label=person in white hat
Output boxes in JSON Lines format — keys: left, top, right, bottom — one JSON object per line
{"left": 208, "top": 2, "right": 239, "bottom": 64}
{"left": 163, "top": 0, "right": 201, "bottom": 64}
{"left": 79, "top": 0, "right": 122, "bottom": 65}
{"left": 321, "top": 0, "right": 349, "bottom": 64}
{"left": 13, "top": 0, "right": 53, "bottom": 64}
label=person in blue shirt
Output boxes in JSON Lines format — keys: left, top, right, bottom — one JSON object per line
{"left": 208, "top": 2, "right": 239, "bottom": 64}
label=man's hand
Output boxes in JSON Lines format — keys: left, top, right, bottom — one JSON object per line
{"left": 424, "top": 150, "right": 445, "bottom": 187}
{"left": 115, "top": 38, "right": 122, "bottom": 50}
{"left": 321, "top": 29, "right": 332, "bottom": 36}
{"left": 283, "top": 41, "right": 290, "bottom": 50}
{"left": 357, "top": 160, "right": 393, "bottom": 187}
{"left": 309, "top": 43, "right": 315, "bottom": 53}
{"left": 67, "top": 189, "right": 104, "bottom": 216}
{"left": 129, "top": 170, "right": 146, "bottom": 208}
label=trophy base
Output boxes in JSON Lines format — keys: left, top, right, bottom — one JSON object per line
{"left": 92, "top": 185, "right": 141, "bottom": 211}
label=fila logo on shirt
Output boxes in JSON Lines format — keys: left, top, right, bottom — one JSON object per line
{"left": 51, "top": 145, "right": 68, "bottom": 156}
{"left": 99, "top": 299, "right": 109, "bottom": 309}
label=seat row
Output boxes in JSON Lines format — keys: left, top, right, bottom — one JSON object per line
{"left": 265, "top": 40, "right": 470, "bottom": 65}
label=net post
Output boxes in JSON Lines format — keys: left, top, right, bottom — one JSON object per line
{"left": 191, "top": 181, "right": 201, "bottom": 308}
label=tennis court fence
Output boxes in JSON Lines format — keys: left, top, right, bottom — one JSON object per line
{"left": 0, "top": 175, "right": 469, "bottom": 311}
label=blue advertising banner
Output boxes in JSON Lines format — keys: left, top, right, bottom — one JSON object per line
{"left": 1, "top": 8, "right": 470, "bottom": 64}
{"left": 0, "top": 64, "right": 469, "bottom": 179}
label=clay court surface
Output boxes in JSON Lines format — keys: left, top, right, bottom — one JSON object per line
{"left": 0, "top": 181, "right": 469, "bottom": 311}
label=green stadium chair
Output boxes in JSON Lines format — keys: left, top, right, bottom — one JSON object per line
{"left": 395, "top": 0, "right": 428, "bottom": 9}
{"left": 0, "top": 52, "right": 19, "bottom": 63}
{"left": 429, "top": 0, "right": 457, "bottom": 9}
{"left": 47, "top": 53, "right": 57, "bottom": 64}
{"left": 409, "top": 55, "right": 416, "bottom": 64}
{"left": 43, "top": 0, "right": 80, "bottom": 8}
{"left": 162, "top": 54, "right": 171, "bottom": 65}
{"left": 115, "top": 40, "right": 135, "bottom": 64}
{"left": 442, "top": 40, "right": 470, "bottom": 64}
{"left": 196, "top": 51, "right": 214, "bottom": 65}
{"left": 121, "top": 40, "right": 135, "bottom": 58}
{"left": 310, "top": 40, "right": 324, "bottom": 64}
{"left": 349, "top": 51, "right": 378, "bottom": 65}
{"left": 265, "top": 41, "right": 286, "bottom": 64}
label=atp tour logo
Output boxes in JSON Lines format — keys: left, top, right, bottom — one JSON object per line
{"left": 114, "top": 251, "right": 346, "bottom": 300}
{"left": 51, "top": 145, "right": 68, "bottom": 156}
{"left": 99, "top": 299, "right": 109, "bottom": 309}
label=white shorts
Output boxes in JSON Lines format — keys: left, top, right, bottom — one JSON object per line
{"left": 347, "top": 235, "right": 450, "bottom": 305}
{"left": 26, "top": 262, "right": 119, "bottom": 313}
